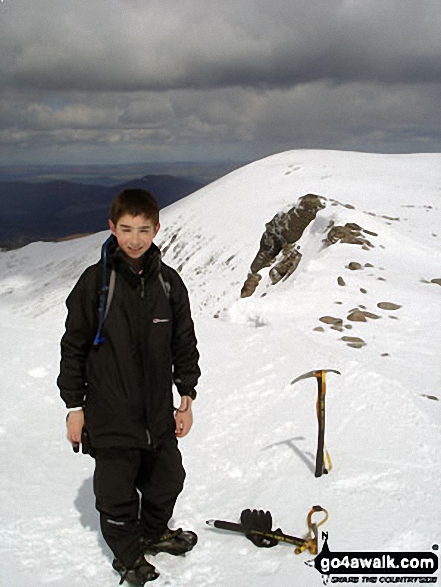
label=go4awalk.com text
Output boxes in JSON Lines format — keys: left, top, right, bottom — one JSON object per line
{"left": 312, "top": 534, "right": 438, "bottom": 583}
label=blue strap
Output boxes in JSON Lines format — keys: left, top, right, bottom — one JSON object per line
{"left": 93, "top": 237, "right": 170, "bottom": 346}
{"left": 93, "top": 236, "right": 112, "bottom": 346}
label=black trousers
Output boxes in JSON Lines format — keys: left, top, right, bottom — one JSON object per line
{"left": 93, "top": 439, "right": 186, "bottom": 568}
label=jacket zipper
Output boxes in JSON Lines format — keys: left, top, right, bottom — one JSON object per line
{"left": 140, "top": 273, "right": 154, "bottom": 449}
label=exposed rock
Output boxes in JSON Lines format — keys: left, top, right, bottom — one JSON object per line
{"left": 430, "top": 278, "right": 441, "bottom": 286}
{"left": 269, "top": 245, "right": 302, "bottom": 284}
{"left": 347, "top": 310, "right": 380, "bottom": 322}
{"left": 341, "top": 336, "right": 366, "bottom": 348}
{"left": 360, "top": 288, "right": 367, "bottom": 294}
{"left": 377, "top": 302, "right": 402, "bottom": 311}
{"left": 313, "top": 326, "right": 325, "bottom": 332}
{"left": 249, "top": 194, "right": 325, "bottom": 274}
{"left": 240, "top": 273, "right": 262, "bottom": 298}
{"left": 347, "top": 262, "right": 363, "bottom": 271}
{"left": 337, "top": 276, "right": 346, "bottom": 286}
{"left": 381, "top": 215, "right": 399, "bottom": 222}
{"left": 421, "top": 394, "right": 439, "bottom": 401}
{"left": 241, "top": 194, "right": 326, "bottom": 297}
{"left": 324, "top": 222, "right": 375, "bottom": 248}
{"left": 347, "top": 311, "right": 367, "bottom": 322}
{"left": 363, "top": 311, "right": 380, "bottom": 319}
{"left": 319, "top": 316, "right": 343, "bottom": 326}
{"left": 329, "top": 198, "right": 355, "bottom": 210}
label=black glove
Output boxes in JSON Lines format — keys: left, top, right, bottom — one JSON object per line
{"left": 240, "top": 509, "right": 278, "bottom": 548}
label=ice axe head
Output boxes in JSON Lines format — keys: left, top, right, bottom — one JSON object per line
{"left": 295, "top": 505, "right": 329, "bottom": 555}
{"left": 291, "top": 369, "right": 340, "bottom": 386}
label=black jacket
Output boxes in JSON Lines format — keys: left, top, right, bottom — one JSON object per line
{"left": 57, "top": 237, "right": 200, "bottom": 449}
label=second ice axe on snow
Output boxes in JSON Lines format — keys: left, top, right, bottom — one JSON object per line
{"left": 291, "top": 369, "right": 340, "bottom": 478}
{"left": 206, "top": 505, "right": 329, "bottom": 555}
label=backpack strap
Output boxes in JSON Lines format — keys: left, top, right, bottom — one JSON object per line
{"left": 158, "top": 270, "right": 171, "bottom": 299}
{"left": 104, "top": 269, "right": 116, "bottom": 320}
{"left": 95, "top": 269, "right": 170, "bottom": 346}
{"left": 94, "top": 247, "right": 171, "bottom": 346}
{"left": 93, "top": 236, "right": 112, "bottom": 346}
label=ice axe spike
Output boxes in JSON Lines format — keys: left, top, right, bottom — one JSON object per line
{"left": 291, "top": 369, "right": 340, "bottom": 478}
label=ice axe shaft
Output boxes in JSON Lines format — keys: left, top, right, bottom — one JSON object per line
{"left": 206, "top": 519, "right": 305, "bottom": 548}
{"left": 291, "top": 369, "right": 340, "bottom": 477}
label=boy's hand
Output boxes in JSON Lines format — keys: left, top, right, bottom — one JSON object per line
{"left": 66, "top": 410, "right": 84, "bottom": 447}
{"left": 175, "top": 396, "right": 193, "bottom": 438}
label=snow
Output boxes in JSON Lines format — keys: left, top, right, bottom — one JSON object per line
{"left": 0, "top": 149, "right": 440, "bottom": 586}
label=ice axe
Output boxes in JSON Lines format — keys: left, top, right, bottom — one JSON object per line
{"left": 206, "top": 505, "right": 329, "bottom": 555}
{"left": 291, "top": 369, "right": 340, "bottom": 478}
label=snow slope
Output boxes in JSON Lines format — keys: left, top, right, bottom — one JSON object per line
{"left": 0, "top": 150, "right": 440, "bottom": 586}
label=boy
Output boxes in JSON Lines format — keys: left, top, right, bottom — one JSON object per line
{"left": 58, "top": 189, "right": 200, "bottom": 585}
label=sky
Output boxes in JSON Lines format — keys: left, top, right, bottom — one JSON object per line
{"left": 1, "top": 0, "right": 441, "bottom": 165}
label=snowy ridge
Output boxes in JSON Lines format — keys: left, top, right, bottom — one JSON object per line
{"left": 0, "top": 150, "right": 440, "bottom": 586}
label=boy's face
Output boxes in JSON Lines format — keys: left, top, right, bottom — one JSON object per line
{"left": 109, "top": 214, "right": 160, "bottom": 259}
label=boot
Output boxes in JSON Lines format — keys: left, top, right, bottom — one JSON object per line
{"left": 141, "top": 528, "right": 198, "bottom": 556}
{"left": 112, "top": 554, "right": 159, "bottom": 585}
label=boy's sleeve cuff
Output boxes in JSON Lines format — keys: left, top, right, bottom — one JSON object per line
{"left": 179, "top": 389, "right": 197, "bottom": 400}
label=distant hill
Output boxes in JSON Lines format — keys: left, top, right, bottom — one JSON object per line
{"left": 0, "top": 175, "right": 203, "bottom": 248}
{"left": 0, "top": 161, "right": 247, "bottom": 185}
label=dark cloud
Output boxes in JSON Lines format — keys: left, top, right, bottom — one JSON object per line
{"left": 3, "top": 0, "right": 441, "bottom": 91}
{"left": 0, "top": 0, "right": 440, "bottom": 163}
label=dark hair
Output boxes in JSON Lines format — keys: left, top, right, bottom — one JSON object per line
{"left": 109, "top": 189, "right": 159, "bottom": 225}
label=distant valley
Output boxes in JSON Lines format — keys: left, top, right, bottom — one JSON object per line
{"left": 0, "top": 174, "right": 204, "bottom": 248}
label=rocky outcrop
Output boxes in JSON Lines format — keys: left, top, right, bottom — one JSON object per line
{"left": 240, "top": 194, "right": 378, "bottom": 299}
{"left": 324, "top": 222, "right": 376, "bottom": 249}
{"left": 240, "top": 273, "right": 262, "bottom": 298}
{"left": 241, "top": 194, "right": 326, "bottom": 297}
{"left": 249, "top": 194, "right": 326, "bottom": 275}
{"left": 269, "top": 246, "right": 302, "bottom": 284}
